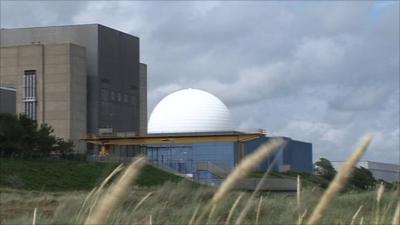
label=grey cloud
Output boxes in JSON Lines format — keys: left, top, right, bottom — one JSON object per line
{"left": 0, "top": 1, "right": 398, "bottom": 163}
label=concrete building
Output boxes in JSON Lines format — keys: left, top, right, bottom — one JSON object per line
{"left": 0, "top": 24, "right": 147, "bottom": 152}
{"left": 0, "top": 86, "right": 16, "bottom": 113}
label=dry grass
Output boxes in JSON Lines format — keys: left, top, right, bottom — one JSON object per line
{"left": 306, "top": 134, "right": 373, "bottom": 225}
{"left": 1, "top": 134, "right": 399, "bottom": 225}
{"left": 210, "top": 138, "right": 285, "bottom": 205}
{"left": 84, "top": 157, "right": 146, "bottom": 225}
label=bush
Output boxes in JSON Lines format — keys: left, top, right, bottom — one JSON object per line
{"left": 0, "top": 113, "right": 74, "bottom": 158}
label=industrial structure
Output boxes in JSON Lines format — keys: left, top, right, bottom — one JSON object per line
{"left": 84, "top": 89, "right": 313, "bottom": 185}
{"left": 332, "top": 161, "right": 400, "bottom": 183}
{"left": 0, "top": 24, "right": 147, "bottom": 152}
{"left": 1, "top": 24, "right": 313, "bottom": 186}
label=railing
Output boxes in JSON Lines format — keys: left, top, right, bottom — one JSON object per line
{"left": 196, "top": 161, "right": 230, "bottom": 178}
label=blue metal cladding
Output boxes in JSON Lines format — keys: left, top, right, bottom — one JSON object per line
{"left": 147, "top": 135, "right": 313, "bottom": 179}
{"left": 147, "top": 142, "right": 235, "bottom": 174}
{"left": 193, "top": 142, "right": 235, "bottom": 169}
{"left": 244, "top": 137, "right": 313, "bottom": 173}
{"left": 282, "top": 140, "right": 313, "bottom": 173}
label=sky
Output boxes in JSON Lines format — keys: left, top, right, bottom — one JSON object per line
{"left": 1, "top": 1, "right": 399, "bottom": 164}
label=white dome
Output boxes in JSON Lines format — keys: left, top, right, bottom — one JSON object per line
{"left": 148, "top": 88, "right": 233, "bottom": 133}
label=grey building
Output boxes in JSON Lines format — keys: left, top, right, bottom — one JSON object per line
{"left": 332, "top": 161, "right": 400, "bottom": 183}
{"left": 0, "top": 86, "right": 16, "bottom": 114}
{"left": 0, "top": 24, "right": 147, "bottom": 153}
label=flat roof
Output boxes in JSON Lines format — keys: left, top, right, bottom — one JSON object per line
{"left": 0, "top": 87, "right": 16, "bottom": 92}
{"left": 82, "top": 131, "right": 266, "bottom": 145}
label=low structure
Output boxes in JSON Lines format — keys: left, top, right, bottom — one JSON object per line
{"left": 332, "top": 160, "right": 400, "bottom": 183}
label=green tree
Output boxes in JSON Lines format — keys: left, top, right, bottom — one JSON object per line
{"left": 315, "top": 158, "right": 337, "bottom": 188}
{"left": 34, "top": 123, "right": 57, "bottom": 157}
{"left": 0, "top": 113, "right": 75, "bottom": 158}
{"left": 0, "top": 113, "right": 21, "bottom": 156}
{"left": 54, "top": 138, "right": 74, "bottom": 157}
{"left": 315, "top": 158, "right": 337, "bottom": 181}
{"left": 348, "top": 166, "right": 376, "bottom": 190}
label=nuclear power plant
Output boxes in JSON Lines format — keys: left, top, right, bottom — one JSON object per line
{"left": 0, "top": 24, "right": 316, "bottom": 185}
{"left": 84, "top": 88, "right": 313, "bottom": 185}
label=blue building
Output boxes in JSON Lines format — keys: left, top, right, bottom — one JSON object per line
{"left": 146, "top": 133, "right": 312, "bottom": 184}
{"left": 84, "top": 88, "right": 313, "bottom": 185}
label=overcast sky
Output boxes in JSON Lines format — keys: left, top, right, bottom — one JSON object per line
{"left": 1, "top": 1, "right": 399, "bottom": 164}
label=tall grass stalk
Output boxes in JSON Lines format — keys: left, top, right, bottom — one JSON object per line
{"left": 32, "top": 207, "right": 37, "bottom": 225}
{"left": 350, "top": 205, "right": 363, "bottom": 225}
{"left": 360, "top": 216, "right": 364, "bottom": 225}
{"left": 392, "top": 201, "right": 400, "bottom": 225}
{"left": 210, "top": 138, "right": 285, "bottom": 205}
{"left": 133, "top": 192, "right": 153, "bottom": 211}
{"left": 297, "top": 209, "right": 308, "bottom": 225}
{"left": 306, "top": 134, "right": 373, "bottom": 225}
{"left": 224, "top": 193, "right": 244, "bottom": 225}
{"left": 235, "top": 153, "right": 281, "bottom": 225}
{"left": 375, "top": 183, "right": 385, "bottom": 225}
{"left": 84, "top": 157, "right": 146, "bottom": 225}
{"left": 255, "top": 196, "right": 263, "bottom": 225}
{"left": 79, "top": 163, "right": 124, "bottom": 223}
{"left": 189, "top": 205, "right": 201, "bottom": 225}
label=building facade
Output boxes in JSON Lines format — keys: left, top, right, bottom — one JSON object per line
{"left": 146, "top": 134, "right": 313, "bottom": 184}
{"left": 0, "top": 24, "right": 147, "bottom": 152}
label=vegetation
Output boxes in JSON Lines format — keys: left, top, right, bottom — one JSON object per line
{"left": 0, "top": 159, "right": 182, "bottom": 191}
{"left": 1, "top": 179, "right": 398, "bottom": 224}
{"left": 0, "top": 113, "right": 74, "bottom": 158}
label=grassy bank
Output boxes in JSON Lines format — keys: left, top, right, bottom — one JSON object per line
{"left": 1, "top": 182, "right": 398, "bottom": 225}
{"left": 0, "top": 159, "right": 182, "bottom": 191}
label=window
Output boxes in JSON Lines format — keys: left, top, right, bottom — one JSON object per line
{"left": 22, "top": 70, "right": 37, "bottom": 120}
{"left": 111, "top": 91, "right": 115, "bottom": 101}
{"left": 130, "top": 95, "right": 136, "bottom": 105}
{"left": 117, "top": 93, "right": 122, "bottom": 102}
{"left": 124, "top": 94, "right": 129, "bottom": 103}
{"left": 101, "top": 89, "right": 108, "bottom": 101}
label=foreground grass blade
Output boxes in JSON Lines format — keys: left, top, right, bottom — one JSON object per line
{"left": 307, "top": 134, "right": 373, "bottom": 225}
{"left": 84, "top": 157, "right": 146, "bottom": 225}
{"left": 210, "top": 138, "right": 285, "bottom": 205}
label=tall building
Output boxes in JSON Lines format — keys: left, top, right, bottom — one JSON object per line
{"left": 0, "top": 24, "right": 147, "bottom": 152}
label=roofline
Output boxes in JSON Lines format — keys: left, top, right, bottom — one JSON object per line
{"left": 0, "top": 86, "right": 16, "bottom": 92}
{"left": 81, "top": 132, "right": 266, "bottom": 145}
{"left": 331, "top": 160, "right": 400, "bottom": 166}
{"left": 0, "top": 23, "right": 99, "bottom": 30}
{"left": 0, "top": 23, "right": 139, "bottom": 39}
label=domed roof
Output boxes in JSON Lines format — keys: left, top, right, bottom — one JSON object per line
{"left": 148, "top": 88, "right": 233, "bottom": 133}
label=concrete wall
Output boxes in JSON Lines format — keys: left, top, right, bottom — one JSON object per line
{"left": 0, "top": 25, "right": 99, "bottom": 134}
{"left": 0, "top": 43, "right": 87, "bottom": 152}
{"left": 0, "top": 87, "right": 16, "bottom": 113}
{"left": 1, "top": 24, "right": 146, "bottom": 153}
{"left": 97, "top": 25, "right": 140, "bottom": 134}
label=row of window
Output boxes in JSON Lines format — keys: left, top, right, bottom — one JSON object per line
{"left": 101, "top": 89, "right": 136, "bottom": 105}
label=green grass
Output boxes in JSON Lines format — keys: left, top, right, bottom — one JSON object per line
{"left": 0, "top": 158, "right": 183, "bottom": 191}
{"left": 1, "top": 183, "right": 398, "bottom": 225}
